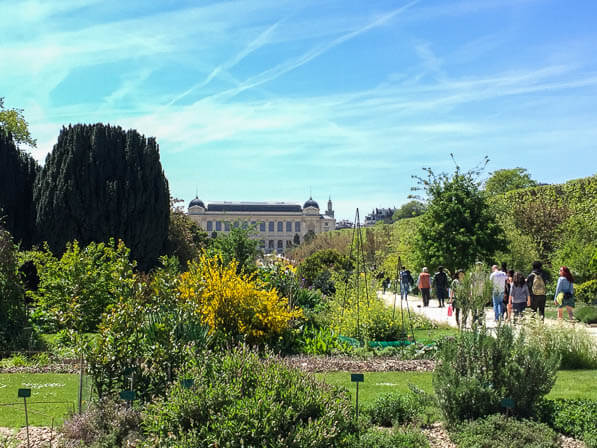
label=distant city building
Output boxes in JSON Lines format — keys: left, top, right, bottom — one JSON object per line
{"left": 364, "top": 207, "right": 396, "bottom": 226}
{"left": 187, "top": 196, "right": 335, "bottom": 254}
{"left": 335, "top": 219, "right": 353, "bottom": 230}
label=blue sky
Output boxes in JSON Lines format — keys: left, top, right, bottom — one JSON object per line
{"left": 2, "top": 0, "right": 597, "bottom": 220}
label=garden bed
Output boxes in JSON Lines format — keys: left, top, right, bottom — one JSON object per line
{"left": 283, "top": 356, "right": 435, "bottom": 372}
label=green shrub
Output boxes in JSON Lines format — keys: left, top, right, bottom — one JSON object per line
{"left": 300, "top": 326, "right": 353, "bottom": 355}
{"left": 575, "top": 306, "right": 597, "bottom": 324}
{"left": 366, "top": 391, "right": 425, "bottom": 427}
{"left": 451, "top": 414, "right": 559, "bottom": 448}
{"left": 85, "top": 257, "right": 212, "bottom": 401}
{"left": 576, "top": 280, "right": 597, "bottom": 305}
{"left": 523, "top": 316, "right": 597, "bottom": 369}
{"left": 142, "top": 347, "right": 356, "bottom": 448}
{"left": 0, "top": 228, "right": 30, "bottom": 350}
{"left": 61, "top": 398, "right": 142, "bottom": 447}
{"left": 351, "top": 427, "right": 429, "bottom": 448}
{"left": 29, "top": 239, "right": 136, "bottom": 332}
{"left": 433, "top": 325, "right": 559, "bottom": 423}
{"left": 537, "top": 399, "right": 597, "bottom": 447}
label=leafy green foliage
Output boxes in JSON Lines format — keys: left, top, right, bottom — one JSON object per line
{"left": 484, "top": 167, "right": 537, "bottom": 196}
{"left": 29, "top": 239, "right": 136, "bottom": 332}
{"left": 297, "top": 249, "right": 352, "bottom": 291}
{"left": 0, "top": 131, "right": 39, "bottom": 247}
{"left": 392, "top": 200, "right": 427, "bottom": 221}
{"left": 208, "top": 225, "right": 259, "bottom": 274}
{"left": 537, "top": 399, "right": 597, "bottom": 447}
{"left": 433, "top": 325, "right": 559, "bottom": 423}
{"left": 451, "top": 414, "right": 559, "bottom": 448}
{"left": 33, "top": 123, "right": 170, "bottom": 270}
{"left": 575, "top": 306, "right": 597, "bottom": 323}
{"left": 0, "top": 228, "right": 30, "bottom": 349}
{"left": 142, "top": 347, "right": 357, "bottom": 447}
{"left": 299, "top": 326, "right": 352, "bottom": 355}
{"left": 366, "top": 390, "right": 427, "bottom": 427}
{"left": 0, "top": 97, "right": 37, "bottom": 147}
{"left": 328, "top": 273, "right": 432, "bottom": 341}
{"left": 574, "top": 280, "right": 597, "bottom": 305}
{"left": 352, "top": 427, "right": 429, "bottom": 448}
{"left": 550, "top": 214, "right": 597, "bottom": 283}
{"left": 412, "top": 156, "right": 506, "bottom": 273}
{"left": 522, "top": 316, "right": 597, "bottom": 369}
{"left": 86, "top": 256, "right": 212, "bottom": 401}
{"left": 163, "top": 199, "right": 208, "bottom": 268}
{"left": 61, "top": 398, "right": 142, "bottom": 448}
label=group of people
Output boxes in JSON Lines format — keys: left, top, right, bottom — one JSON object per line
{"left": 395, "top": 261, "right": 576, "bottom": 324}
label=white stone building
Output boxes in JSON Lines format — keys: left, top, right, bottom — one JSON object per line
{"left": 187, "top": 196, "right": 336, "bottom": 253}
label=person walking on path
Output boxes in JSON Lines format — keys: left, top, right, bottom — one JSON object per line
{"left": 417, "top": 267, "right": 431, "bottom": 307}
{"left": 527, "top": 261, "right": 548, "bottom": 319}
{"left": 554, "top": 266, "right": 575, "bottom": 321}
{"left": 399, "top": 266, "right": 414, "bottom": 301}
{"left": 509, "top": 271, "right": 531, "bottom": 319}
{"left": 433, "top": 266, "right": 449, "bottom": 308}
{"left": 504, "top": 269, "right": 514, "bottom": 321}
{"left": 489, "top": 265, "right": 507, "bottom": 321}
{"left": 449, "top": 269, "right": 465, "bottom": 327}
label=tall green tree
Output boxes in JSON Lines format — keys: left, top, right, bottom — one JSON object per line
{"left": 392, "top": 200, "right": 426, "bottom": 221}
{"left": 164, "top": 198, "right": 209, "bottom": 268}
{"left": 412, "top": 156, "right": 506, "bottom": 273}
{"left": 484, "top": 167, "right": 537, "bottom": 196}
{"left": 33, "top": 124, "right": 170, "bottom": 270}
{"left": 0, "top": 132, "right": 39, "bottom": 247}
{"left": 0, "top": 97, "right": 37, "bottom": 147}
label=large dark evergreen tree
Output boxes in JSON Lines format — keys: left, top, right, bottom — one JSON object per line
{"left": 0, "top": 131, "right": 39, "bottom": 247}
{"left": 34, "top": 124, "right": 170, "bottom": 270}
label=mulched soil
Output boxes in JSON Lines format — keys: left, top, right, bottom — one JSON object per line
{"left": 0, "top": 426, "right": 63, "bottom": 448}
{"left": 282, "top": 356, "right": 435, "bottom": 372}
{"left": 0, "top": 363, "right": 79, "bottom": 374}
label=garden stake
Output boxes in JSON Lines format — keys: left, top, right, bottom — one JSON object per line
{"left": 18, "top": 389, "right": 31, "bottom": 448}
{"left": 351, "top": 374, "right": 364, "bottom": 421}
{"left": 78, "top": 352, "right": 84, "bottom": 414}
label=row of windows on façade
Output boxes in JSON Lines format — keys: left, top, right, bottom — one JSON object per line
{"left": 206, "top": 219, "right": 302, "bottom": 234}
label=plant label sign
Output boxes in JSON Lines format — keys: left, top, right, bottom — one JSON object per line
{"left": 351, "top": 373, "right": 364, "bottom": 383}
{"left": 181, "top": 378, "right": 195, "bottom": 389}
{"left": 119, "top": 390, "right": 136, "bottom": 401}
{"left": 18, "top": 388, "right": 31, "bottom": 398}
{"left": 500, "top": 397, "right": 515, "bottom": 409}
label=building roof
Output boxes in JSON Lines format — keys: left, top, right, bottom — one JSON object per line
{"left": 207, "top": 202, "right": 302, "bottom": 213}
{"left": 189, "top": 197, "right": 205, "bottom": 208}
{"left": 303, "top": 197, "right": 319, "bottom": 209}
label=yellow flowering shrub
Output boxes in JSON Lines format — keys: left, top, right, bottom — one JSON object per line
{"left": 178, "top": 254, "right": 302, "bottom": 345}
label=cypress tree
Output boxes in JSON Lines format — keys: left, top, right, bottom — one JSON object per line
{"left": 34, "top": 124, "right": 170, "bottom": 270}
{"left": 0, "top": 131, "right": 39, "bottom": 248}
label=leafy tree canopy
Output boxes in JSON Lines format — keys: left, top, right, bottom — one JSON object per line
{"left": 484, "top": 167, "right": 537, "bottom": 196}
{"left": 0, "top": 97, "right": 37, "bottom": 147}
{"left": 392, "top": 200, "right": 426, "bottom": 221}
{"left": 412, "top": 155, "right": 506, "bottom": 273}
{"left": 163, "top": 198, "right": 208, "bottom": 268}
{"left": 208, "top": 225, "right": 260, "bottom": 274}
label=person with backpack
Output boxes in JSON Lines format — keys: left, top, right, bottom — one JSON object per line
{"left": 527, "top": 261, "right": 548, "bottom": 319}
{"left": 554, "top": 266, "right": 575, "bottom": 321}
{"left": 417, "top": 267, "right": 431, "bottom": 307}
{"left": 399, "top": 266, "right": 414, "bottom": 301}
{"left": 433, "top": 266, "right": 449, "bottom": 308}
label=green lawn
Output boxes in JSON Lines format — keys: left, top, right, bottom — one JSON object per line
{"left": 316, "top": 370, "right": 597, "bottom": 407}
{"left": 1, "top": 369, "right": 594, "bottom": 427}
{"left": 0, "top": 373, "right": 93, "bottom": 428}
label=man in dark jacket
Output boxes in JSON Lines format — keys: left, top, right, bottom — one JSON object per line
{"left": 433, "top": 266, "right": 449, "bottom": 308}
{"left": 527, "top": 261, "right": 549, "bottom": 319}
